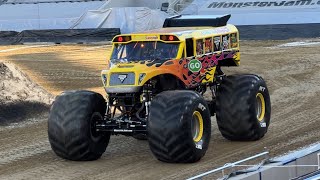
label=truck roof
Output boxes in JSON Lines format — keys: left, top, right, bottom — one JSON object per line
{"left": 129, "top": 24, "right": 238, "bottom": 40}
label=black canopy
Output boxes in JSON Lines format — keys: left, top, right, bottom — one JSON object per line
{"left": 163, "top": 14, "right": 231, "bottom": 28}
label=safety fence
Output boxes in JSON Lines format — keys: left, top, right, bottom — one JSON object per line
{"left": 238, "top": 23, "right": 320, "bottom": 40}
{"left": 188, "top": 142, "right": 320, "bottom": 180}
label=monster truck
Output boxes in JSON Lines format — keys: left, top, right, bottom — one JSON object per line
{"left": 48, "top": 15, "right": 271, "bottom": 163}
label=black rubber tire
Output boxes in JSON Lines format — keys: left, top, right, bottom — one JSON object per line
{"left": 48, "top": 90, "right": 110, "bottom": 161}
{"left": 132, "top": 133, "right": 147, "bottom": 140}
{"left": 216, "top": 74, "right": 271, "bottom": 141}
{"left": 148, "top": 90, "right": 211, "bottom": 163}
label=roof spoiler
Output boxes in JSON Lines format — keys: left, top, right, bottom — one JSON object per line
{"left": 163, "top": 14, "right": 231, "bottom": 28}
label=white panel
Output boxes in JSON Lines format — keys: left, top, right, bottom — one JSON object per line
{"left": 0, "top": 4, "right": 39, "bottom": 20}
{"left": 0, "top": 1, "right": 105, "bottom": 31}
{"left": 72, "top": 7, "right": 168, "bottom": 33}
{"left": 183, "top": 0, "right": 320, "bottom": 25}
{"left": 98, "top": 0, "right": 165, "bottom": 9}
{"left": 0, "top": 0, "right": 167, "bottom": 31}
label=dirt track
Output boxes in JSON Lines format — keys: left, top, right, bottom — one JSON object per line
{"left": 0, "top": 40, "right": 320, "bottom": 179}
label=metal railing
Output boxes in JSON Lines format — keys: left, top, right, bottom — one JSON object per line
{"left": 188, "top": 151, "right": 269, "bottom": 180}
{"left": 188, "top": 151, "right": 320, "bottom": 180}
{"left": 318, "top": 153, "right": 320, "bottom": 170}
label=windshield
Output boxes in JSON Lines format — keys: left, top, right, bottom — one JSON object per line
{"left": 110, "top": 41, "right": 179, "bottom": 64}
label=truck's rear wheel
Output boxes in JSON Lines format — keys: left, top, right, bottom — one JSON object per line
{"left": 148, "top": 90, "right": 211, "bottom": 163}
{"left": 48, "top": 90, "right": 110, "bottom": 161}
{"left": 216, "top": 74, "right": 271, "bottom": 141}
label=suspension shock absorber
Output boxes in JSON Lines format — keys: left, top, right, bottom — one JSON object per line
{"left": 141, "top": 81, "right": 153, "bottom": 116}
{"left": 104, "top": 95, "right": 112, "bottom": 120}
{"left": 145, "top": 86, "right": 152, "bottom": 116}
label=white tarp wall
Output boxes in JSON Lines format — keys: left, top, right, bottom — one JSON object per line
{"left": 0, "top": 0, "right": 168, "bottom": 32}
{"left": 72, "top": 7, "right": 168, "bottom": 33}
{"left": 0, "top": 1, "right": 105, "bottom": 31}
{"left": 182, "top": 0, "right": 320, "bottom": 25}
{"left": 98, "top": 0, "right": 165, "bottom": 10}
{"left": 1, "top": 0, "right": 103, "bottom": 3}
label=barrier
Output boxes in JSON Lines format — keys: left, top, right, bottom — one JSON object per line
{"left": 0, "top": 31, "right": 19, "bottom": 45}
{"left": 238, "top": 23, "right": 320, "bottom": 40}
{"left": 0, "top": 28, "right": 120, "bottom": 45}
{"left": 189, "top": 142, "right": 320, "bottom": 180}
{"left": 188, "top": 152, "right": 270, "bottom": 180}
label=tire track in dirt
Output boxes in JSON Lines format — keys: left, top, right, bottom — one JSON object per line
{"left": 0, "top": 141, "right": 50, "bottom": 165}
{"left": 0, "top": 41, "right": 319, "bottom": 179}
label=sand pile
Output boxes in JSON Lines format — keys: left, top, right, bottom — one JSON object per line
{"left": 0, "top": 62, "right": 54, "bottom": 125}
{"left": 0, "top": 62, "right": 54, "bottom": 104}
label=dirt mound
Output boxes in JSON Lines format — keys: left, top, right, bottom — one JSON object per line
{"left": 0, "top": 62, "right": 54, "bottom": 124}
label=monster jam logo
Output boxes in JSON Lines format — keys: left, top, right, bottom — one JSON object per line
{"left": 207, "top": 0, "right": 320, "bottom": 8}
{"left": 188, "top": 59, "right": 202, "bottom": 73}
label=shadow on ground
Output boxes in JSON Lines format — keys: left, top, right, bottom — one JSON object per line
{"left": 7, "top": 51, "right": 105, "bottom": 93}
{"left": 0, "top": 101, "right": 50, "bottom": 126}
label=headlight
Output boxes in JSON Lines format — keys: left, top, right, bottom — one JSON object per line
{"left": 138, "top": 73, "right": 146, "bottom": 84}
{"left": 101, "top": 70, "right": 108, "bottom": 86}
{"left": 101, "top": 74, "right": 107, "bottom": 85}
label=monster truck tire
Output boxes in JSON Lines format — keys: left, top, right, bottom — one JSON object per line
{"left": 148, "top": 90, "right": 211, "bottom": 163}
{"left": 48, "top": 90, "right": 110, "bottom": 161}
{"left": 132, "top": 133, "right": 147, "bottom": 140}
{"left": 216, "top": 74, "right": 271, "bottom": 141}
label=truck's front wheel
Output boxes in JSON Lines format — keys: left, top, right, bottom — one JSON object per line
{"left": 48, "top": 90, "right": 110, "bottom": 161}
{"left": 148, "top": 90, "right": 211, "bottom": 163}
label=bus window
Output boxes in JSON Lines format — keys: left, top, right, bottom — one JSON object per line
{"left": 205, "top": 37, "right": 213, "bottom": 53}
{"left": 196, "top": 39, "right": 204, "bottom": 55}
{"left": 222, "top": 35, "right": 230, "bottom": 50}
{"left": 213, "top": 36, "right": 221, "bottom": 51}
{"left": 230, "top": 33, "right": 238, "bottom": 48}
{"left": 111, "top": 41, "right": 179, "bottom": 63}
{"left": 185, "top": 38, "right": 194, "bottom": 57}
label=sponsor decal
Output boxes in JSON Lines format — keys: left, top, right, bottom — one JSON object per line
{"left": 222, "top": 35, "right": 230, "bottom": 50}
{"left": 181, "top": 50, "right": 238, "bottom": 87}
{"left": 131, "top": 35, "right": 158, "bottom": 41}
{"left": 260, "top": 122, "right": 267, "bottom": 127}
{"left": 188, "top": 59, "right": 202, "bottom": 73}
{"left": 230, "top": 33, "right": 238, "bottom": 48}
{"left": 214, "top": 36, "right": 221, "bottom": 51}
{"left": 207, "top": 0, "right": 320, "bottom": 8}
{"left": 196, "top": 39, "right": 204, "bottom": 55}
{"left": 198, "top": 103, "right": 207, "bottom": 111}
{"left": 259, "top": 86, "right": 266, "bottom": 92}
{"left": 205, "top": 37, "right": 213, "bottom": 53}
{"left": 201, "top": 26, "right": 230, "bottom": 35}
{"left": 145, "top": 36, "right": 158, "bottom": 40}
{"left": 118, "top": 74, "right": 127, "bottom": 83}
{"left": 196, "top": 144, "right": 203, "bottom": 149}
